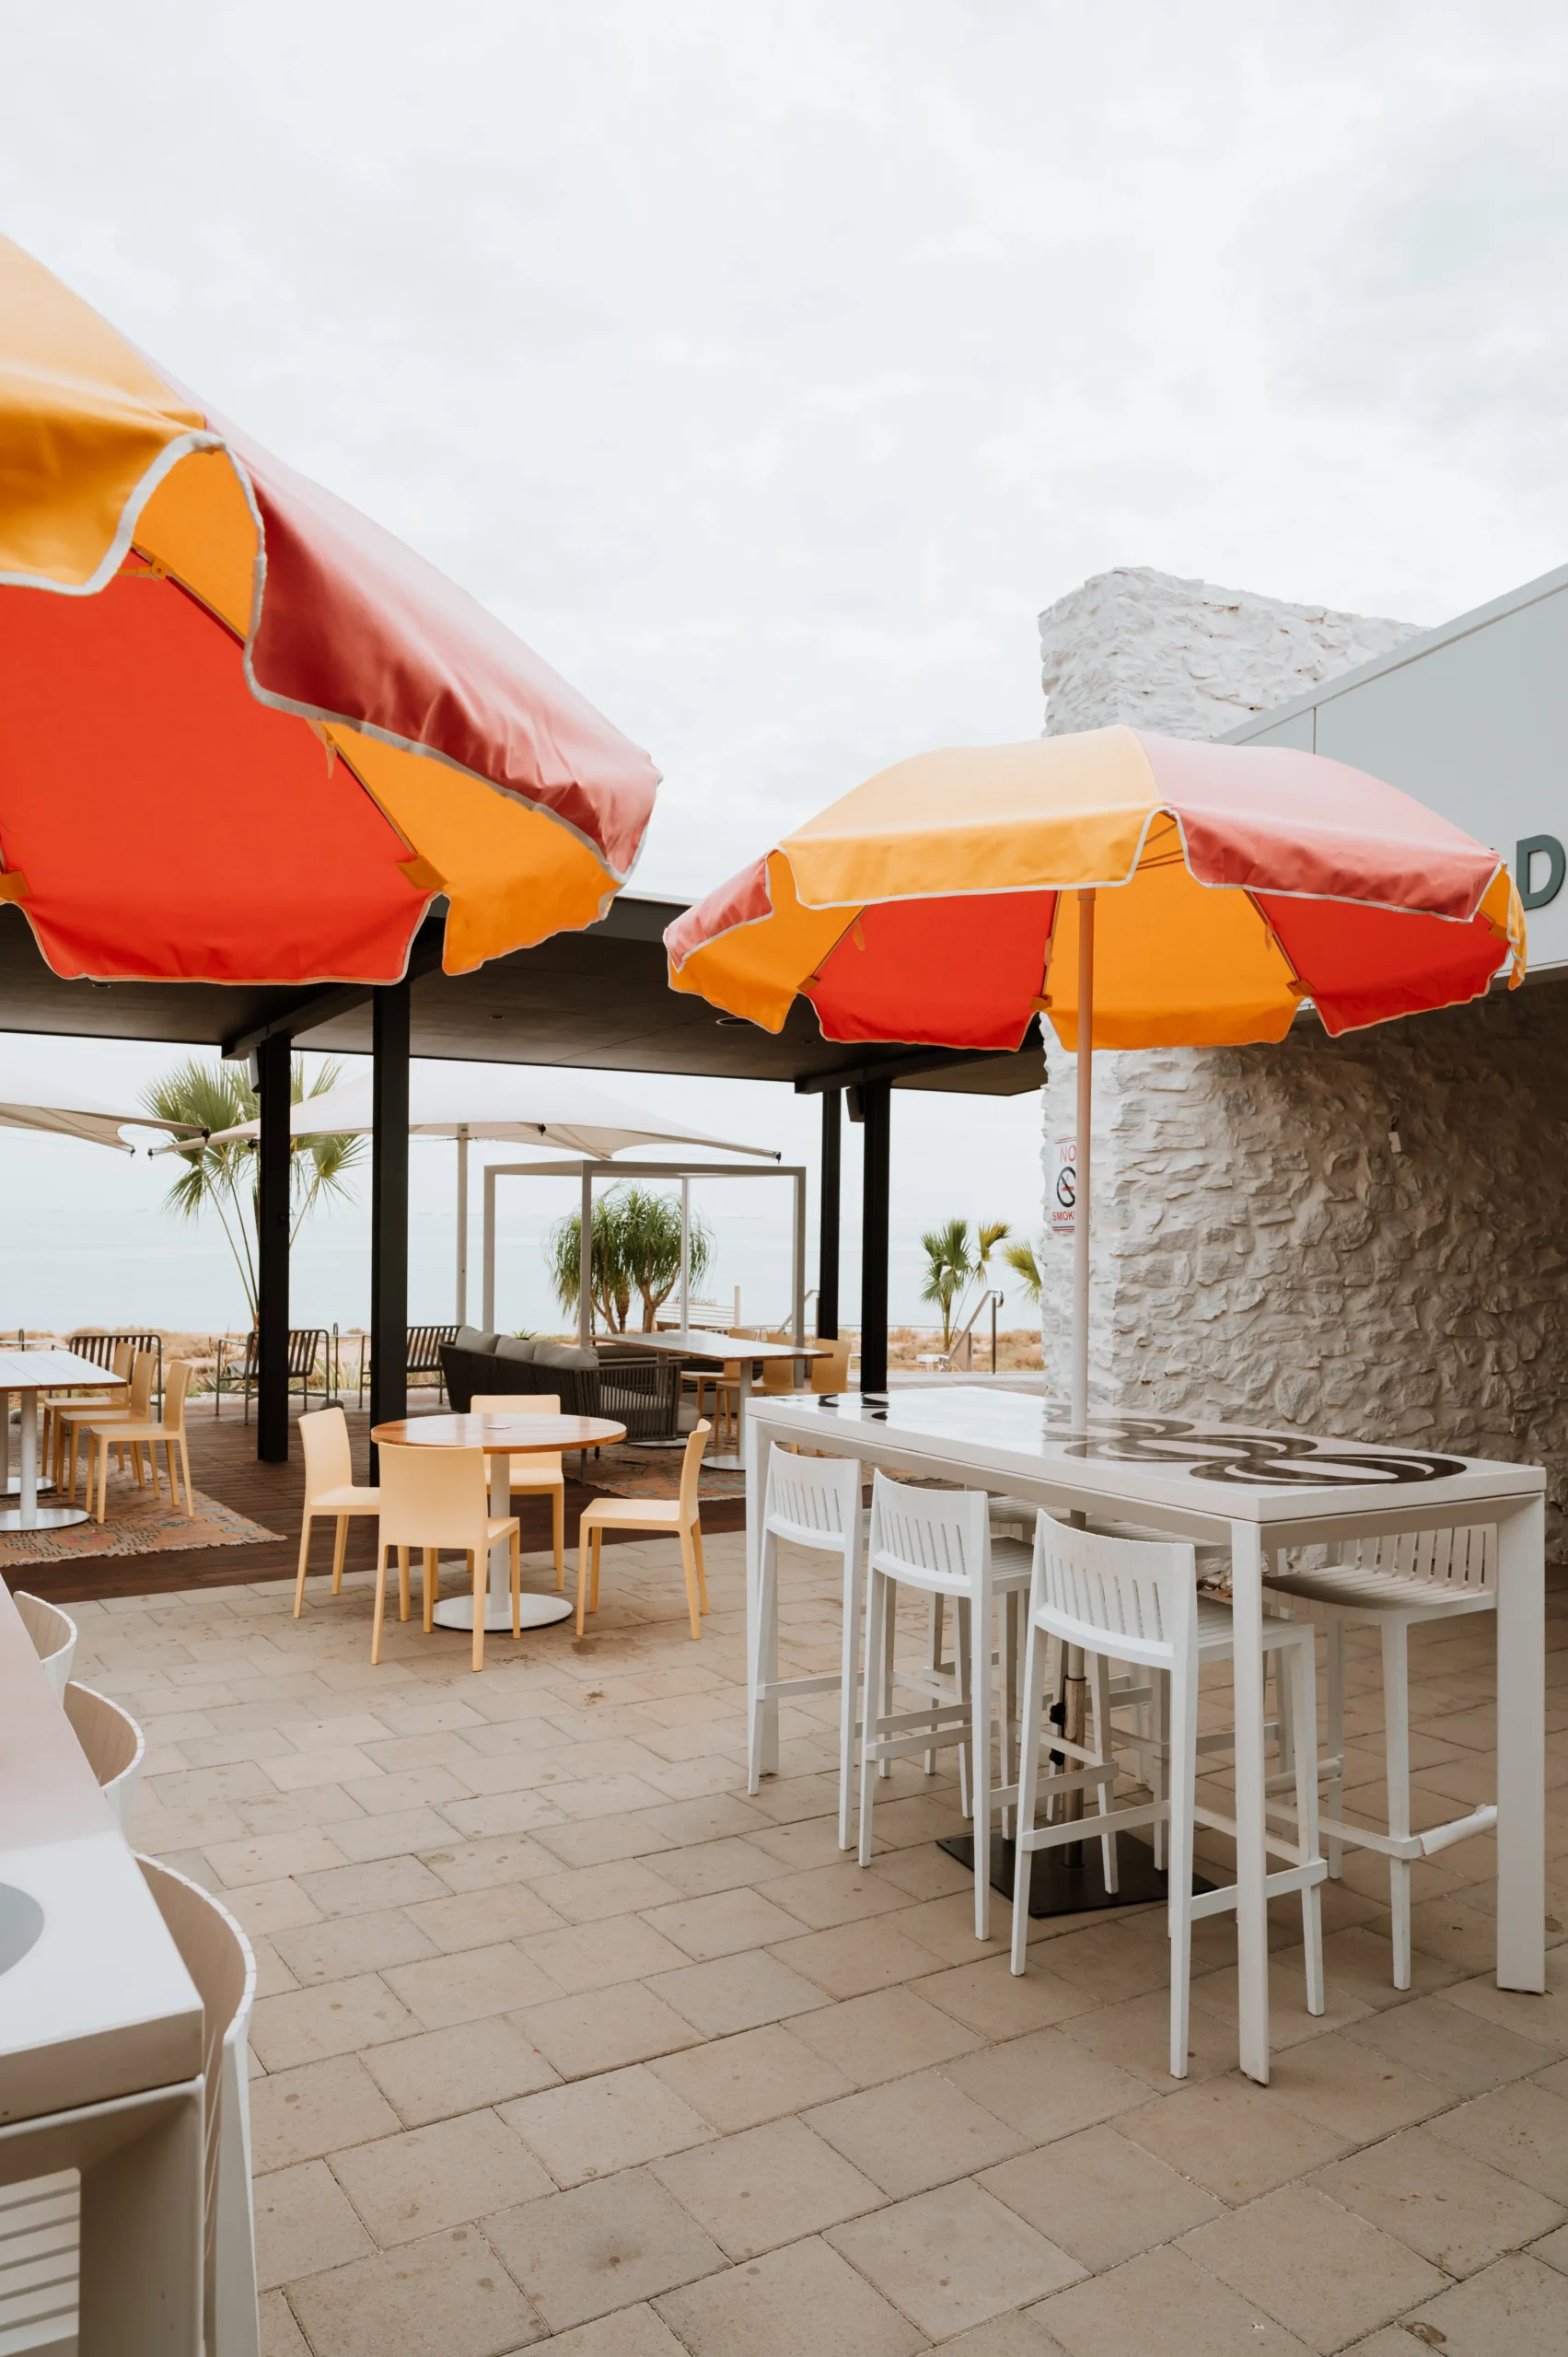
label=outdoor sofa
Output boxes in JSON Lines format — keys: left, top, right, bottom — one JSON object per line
{"left": 438, "top": 1328, "right": 681, "bottom": 1441}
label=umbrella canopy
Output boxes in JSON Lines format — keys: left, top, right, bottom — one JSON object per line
{"left": 0, "top": 1090, "right": 202, "bottom": 1153}
{"left": 0, "top": 238, "right": 659, "bottom": 987}
{"left": 197, "top": 1067, "right": 779, "bottom": 1161}
{"left": 665, "top": 727, "right": 1525, "bottom": 1051}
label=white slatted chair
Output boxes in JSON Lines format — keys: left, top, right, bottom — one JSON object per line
{"left": 12, "top": 1592, "right": 77, "bottom": 1700}
{"left": 63, "top": 1682, "right": 145, "bottom": 1834}
{"left": 1264, "top": 1523, "right": 1497, "bottom": 1989}
{"left": 1011, "top": 1511, "right": 1327, "bottom": 2078}
{"left": 750, "top": 1446, "right": 865, "bottom": 1849}
{"left": 858, "top": 1474, "right": 1033, "bottom": 1938}
{"left": 0, "top": 1862, "right": 259, "bottom": 2357}
{"left": 138, "top": 1857, "right": 261, "bottom": 2357}
{"left": 0, "top": 2170, "right": 78, "bottom": 2353}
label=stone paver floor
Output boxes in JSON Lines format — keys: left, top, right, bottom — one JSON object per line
{"left": 77, "top": 1528, "right": 1568, "bottom": 2354}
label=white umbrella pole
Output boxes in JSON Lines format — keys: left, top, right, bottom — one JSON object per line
{"left": 579, "top": 1169, "right": 593, "bottom": 1348}
{"left": 1063, "top": 889, "right": 1096, "bottom": 1859}
{"left": 679, "top": 1177, "right": 691, "bottom": 1336}
{"left": 455, "top": 1128, "right": 470, "bottom": 1325}
{"left": 1072, "top": 888, "right": 1095, "bottom": 1428}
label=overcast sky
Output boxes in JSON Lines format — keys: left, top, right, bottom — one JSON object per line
{"left": 4, "top": 1, "right": 1566, "bottom": 1330}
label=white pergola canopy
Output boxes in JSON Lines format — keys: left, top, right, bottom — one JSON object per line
{"left": 199, "top": 1066, "right": 779, "bottom": 1163}
{"left": 199, "top": 1066, "right": 781, "bottom": 1322}
{"left": 0, "top": 1091, "right": 203, "bottom": 1155}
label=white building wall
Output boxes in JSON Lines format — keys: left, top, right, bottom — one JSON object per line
{"left": 1032, "top": 566, "right": 1568, "bottom": 1527}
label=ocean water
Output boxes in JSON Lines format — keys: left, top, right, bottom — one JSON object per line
{"left": 0, "top": 1039, "right": 1048, "bottom": 1341}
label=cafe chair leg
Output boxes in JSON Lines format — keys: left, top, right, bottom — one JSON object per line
{"left": 294, "top": 1512, "right": 316, "bottom": 1616}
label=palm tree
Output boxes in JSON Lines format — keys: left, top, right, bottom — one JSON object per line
{"left": 919, "top": 1217, "right": 973, "bottom": 1351}
{"left": 548, "top": 1186, "right": 712, "bottom": 1334}
{"left": 921, "top": 1217, "right": 1014, "bottom": 1351}
{"left": 145, "top": 1055, "right": 363, "bottom": 1323}
{"left": 1002, "top": 1237, "right": 1043, "bottom": 1306}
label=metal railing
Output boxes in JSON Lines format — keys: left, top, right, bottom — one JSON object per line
{"left": 68, "top": 1331, "right": 164, "bottom": 1411}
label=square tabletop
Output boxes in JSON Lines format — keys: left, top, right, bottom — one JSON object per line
{"left": 0, "top": 1348, "right": 131, "bottom": 1392}
{"left": 749, "top": 1386, "right": 1545, "bottom": 1533}
{"left": 619, "top": 1330, "right": 830, "bottom": 1366}
{"left": 0, "top": 1585, "right": 202, "bottom": 2126}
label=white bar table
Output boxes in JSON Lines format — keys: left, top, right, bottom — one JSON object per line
{"left": 617, "top": 1331, "right": 830, "bottom": 1469}
{"left": 0, "top": 1349, "right": 128, "bottom": 1535}
{"left": 0, "top": 1581, "right": 204, "bottom": 2351}
{"left": 745, "top": 1386, "right": 1547, "bottom": 2084}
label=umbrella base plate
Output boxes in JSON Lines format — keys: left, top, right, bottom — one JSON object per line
{"left": 0, "top": 1504, "right": 88, "bottom": 1534}
{"left": 939, "top": 1829, "right": 1214, "bottom": 1917}
{"left": 432, "top": 1594, "right": 573, "bottom": 1633}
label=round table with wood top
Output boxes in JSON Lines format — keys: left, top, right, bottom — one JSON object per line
{"left": 371, "top": 1411, "right": 626, "bottom": 1632}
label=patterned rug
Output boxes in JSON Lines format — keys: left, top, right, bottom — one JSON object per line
{"left": 590, "top": 1451, "right": 748, "bottom": 1502}
{"left": 0, "top": 1479, "right": 280, "bottom": 1568}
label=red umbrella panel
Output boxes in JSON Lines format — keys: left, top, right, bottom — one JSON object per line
{"left": 0, "top": 237, "right": 659, "bottom": 985}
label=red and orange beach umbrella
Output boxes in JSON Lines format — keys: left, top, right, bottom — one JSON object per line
{"left": 667, "top": 727, "right": 1525, "bottom": 1405}
{"left": 0, "top": 237, "right": 658, "bottom": 986}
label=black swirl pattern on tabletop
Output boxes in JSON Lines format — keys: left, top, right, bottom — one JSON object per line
{"left": 1038, "top": 1413, "right": 1465, "bottom": 1488}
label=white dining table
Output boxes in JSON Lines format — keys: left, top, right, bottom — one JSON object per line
{"left": 745, "top": 1386, "right": 1547, "bottom": 2084}
{"left": 616, "top": 1329, "right": 830, "bottom": 1469}
{"left": 0, "top": 1580, "right": 204, "bottom": 2351}
{"left": 0, "top": 1349, "right": 128, "bottom": 1535}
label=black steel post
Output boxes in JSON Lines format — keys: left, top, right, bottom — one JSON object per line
{"left": 255, "top": 1032, "right": 292, "bottom": 1463}
{"left": 369, "top": 981, "right": 411, "bottom": 1470}
{"left": 859, "top": 1078, "right": 890, "bottom": 1393}
{"left": 818, "top": 1087, "right": 842, "bottom": 1340}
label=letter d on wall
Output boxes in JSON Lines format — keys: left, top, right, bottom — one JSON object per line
{"left": 1517, "top": 834, "right": 1566, "bottom": 912}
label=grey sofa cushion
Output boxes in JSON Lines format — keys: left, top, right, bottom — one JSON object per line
{"left": 456, "top": 1325, "right": 497, "bottom": 1353}
{"left": 494, "top": 1336, "right": 538, "bottom": 1363}
{"left": 534, "top": 1341, "right": 600, "bottom": 1371}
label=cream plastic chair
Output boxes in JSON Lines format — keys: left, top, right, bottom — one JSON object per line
{"left": 1010, "top": 1512, "right": 1325, "bottom": 2078}
{"left": 62, "top": 1345, "right": 155, "bottom": 1503}
{"left": 374, "top": 1444, "right": 520, "bottom": 1673}
{"left": 64, "top": 1680, "right": 145, "bottom": 1832}
{"left": 294, "top": 1406, "right": 380, "bottom": 1617}
{"left": 138, "top": 1855, "right": 261, "bottom": 2357}
{"left": 46, "top": 1338, "right": 131, "bottom": 1485}
{"left": 470, "top": 1392, "right": 565, "bottom": 1588}
{"left": 1264, "top": 1524, "right": 1498, "bottom": 1989}
{"left": 809, "top": 1335, "right": 853, "bottom": 1394}
{"left": 575, "top": 1421, "right": 711, "bottom": 1640}
{"left": 82, "top": 1360, "right": 194, "bottom": 1524}
{"left": 13, "top": 1590, "right": 77, "bottom": 1699}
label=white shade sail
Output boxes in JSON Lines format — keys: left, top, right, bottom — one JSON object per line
{"left": 197, "top": 1067, "right": 779, "bottom": 1162}
{"left": 0, "top": 1092, "right": 203, "bottom": 1155}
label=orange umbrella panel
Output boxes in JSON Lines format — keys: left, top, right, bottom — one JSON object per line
{"left": 666, "top": 731, "right": 1525, "bottom": 1052}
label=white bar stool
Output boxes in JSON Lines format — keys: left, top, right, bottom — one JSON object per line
{"left": 13, "top": 1591, "right": 77, "bottom": 1700}
{"left": 1011, "top": 1511, "right": 1327, "bottom": 2078}
{"left": 139, "top": 1857, "right": 261, "bottom": 2357}
{"left": 63, "top": 1683, "right": 145, "bottom": 1834}
{"left": 1264, "top": 1524, "right": 1497, "bottom": 1989}
{"left": 750, "top": 1446, "right": 865, "bottom": 1849}
{"left": 858, "top": 1473, "right": 1032, "bottom": 1937}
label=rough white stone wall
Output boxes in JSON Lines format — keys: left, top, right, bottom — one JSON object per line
{"left": 1033, "top": 567, "right": 1568, "bottom": 1527}
{"left": 1038, "top": 565, "right": 1419, "bottom": 739}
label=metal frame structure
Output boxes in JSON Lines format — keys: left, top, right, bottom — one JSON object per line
{"left": 482, "top": 1159, "right": 809, "bottom": 1350}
